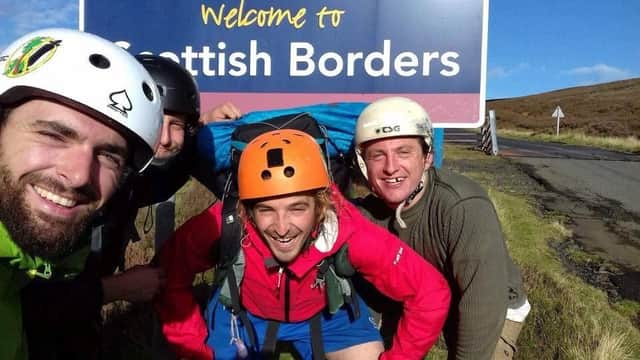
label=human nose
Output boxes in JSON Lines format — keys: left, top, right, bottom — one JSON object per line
{"left": 383, "top": 154, "right": 398, "bottom": 174}
{"left": 273, "top": 212, "right": 290, "bottom": 236}
{"left": 159, "top": 120, "right": 171, "bottom": 146}
{"left": 57, "top": 146, "right": 95, "bottom": 189}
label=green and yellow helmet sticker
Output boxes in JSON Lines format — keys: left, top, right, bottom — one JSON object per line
{"left": 3, "top": 36, "right": 62, "bottom": 78}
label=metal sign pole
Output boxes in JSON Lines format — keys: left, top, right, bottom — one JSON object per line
{"left": 552, "top": 105, "right": 565, "bottom": 136}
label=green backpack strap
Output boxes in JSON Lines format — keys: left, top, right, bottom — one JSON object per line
{"left": 333, "top": 243, "right": 355, "bottom": 276}
{"left": 218, "top": 250, "right": 245, "bottom": 307}
{"left": 224, "top": 253, "right": 259, "bottom": 352}
{"left": 317, "top": 243, "right": 360, "bottom": 317}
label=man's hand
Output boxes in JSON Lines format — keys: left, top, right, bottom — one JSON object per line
{"left": 101, "top": 264, "right": 166, "bottom": 303}
{"left": 199, "top": 101, "right": 242, "bottom": 125}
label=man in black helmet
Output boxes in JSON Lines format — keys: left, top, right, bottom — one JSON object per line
{"left": 20, "top": 54, "right": 241, "bottom": 359}
{"left": 92, "top": 55, "right": 241, "bottom": 300}
{"left": 130, "top": 54, "right": 241, "bottom": 206}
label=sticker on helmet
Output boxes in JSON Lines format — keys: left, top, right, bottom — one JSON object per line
{"left": 416, "top": 122, "right": 431, "bottom": 134}
{"left": 108, "top": 90, "right": 133, "bottom": 118}
{"left": 375, "top": 125, "right": 401, "bottom": 134}
{"left": 3, "top": 36, "right": 61, "bottom": 78}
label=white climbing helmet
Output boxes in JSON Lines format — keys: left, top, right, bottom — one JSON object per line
{"left": 354, "top": 96, "right": 434, "bottom": 180}
{"left": 0, "top": 28, "right": 163, "bottom": 173}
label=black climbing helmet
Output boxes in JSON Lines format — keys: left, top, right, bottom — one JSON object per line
{"left": 135, "top": 54, "right": 200, "bottom": 127}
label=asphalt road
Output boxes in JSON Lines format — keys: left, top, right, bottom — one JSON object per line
{"left": 497, "top": 137, "right": 640, "bottom": 214}
{"left": 445, "top": 128, "right": 640, "bottom": 298}
{"left": 445, "top": 130, "right": 640, "bottom": 211}
{"left": 503, "top": 138, "right": 640, "bottom": 273}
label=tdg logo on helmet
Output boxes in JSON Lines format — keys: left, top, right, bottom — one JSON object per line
{"left": 375, "top": 125, "right": 401, "bottom": 134}
{"left": 3, "top": 36, "right": 61, "bottom": 78}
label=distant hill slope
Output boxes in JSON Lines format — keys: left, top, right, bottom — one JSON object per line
{"left": 487, "top": 78, "right": 640, "bottom": 137}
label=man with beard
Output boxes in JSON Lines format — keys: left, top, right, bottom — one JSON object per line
{"left": 0, "top": 28, "right": 163, "bottom": 359}
{"left": 19, "top": 54, "right": 241, "bottom": 359}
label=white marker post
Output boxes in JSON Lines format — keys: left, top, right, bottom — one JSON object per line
{"left": 488, "top": 110, "right": 499, "bottom": 155}
{"left": 552, "top": 105, "right": 565, "bottom": 136}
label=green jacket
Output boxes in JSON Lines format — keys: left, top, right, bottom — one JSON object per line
{"left": 0, "top": 221, "right": 88, "bottom": 360}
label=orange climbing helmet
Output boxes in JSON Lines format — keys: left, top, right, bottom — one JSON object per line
{"left": 237, "top": 129, "right": 330, "bottom": 200}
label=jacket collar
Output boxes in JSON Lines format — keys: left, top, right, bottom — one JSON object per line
{"left": 0, "top": 221, "right": 51, "bottom": 279}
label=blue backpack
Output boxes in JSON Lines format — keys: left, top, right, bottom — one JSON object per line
{"left": 197, "top": 102, "right": 366, "bottom": 173}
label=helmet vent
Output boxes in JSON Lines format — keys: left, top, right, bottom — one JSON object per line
{"left": 156, "top": 84, "right": 166, "bottom": 97}
{"left": 283, "top": 166, "right": 295, "bottom": 178}
{"left": 261, "top": 170, "right": 272, "bottom": 180}
{"left": 142, "top": 82, "right": 155, "bottom": 101}
{"left": 266, "top": 148, "right": 284, "bottom": 167}
{"left": 89, "top": 54, "right": 110, "bottom": 69}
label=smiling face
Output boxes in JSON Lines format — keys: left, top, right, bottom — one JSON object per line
{"left": 249, "top": 194, "right": 318, "bottom": 264}
{"left": 0, "top": 99, "right": 127, "bottom": 259}
{"left": 154, "top": 113, "right": 186, "bottom": 160}
{"left": 362, "top": 136, "right": 433, "bottom": 210}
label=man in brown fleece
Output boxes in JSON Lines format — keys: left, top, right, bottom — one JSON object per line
{"left": 353, "top": 96, "right": 530, "bottom": 360}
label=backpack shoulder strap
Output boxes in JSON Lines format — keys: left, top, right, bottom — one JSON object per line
{"left": 316, "top": 243, "right": 360, "bottom": 318}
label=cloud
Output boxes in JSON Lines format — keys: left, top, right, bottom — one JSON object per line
{"left": 487, "top": 62, "right": 530, "bottom": 79}
{"left": 0, "top": 0, "right": 78, "bottom": 52}
{"left": 487, "top": 66, "right": 508, "bottom": 78}
{"left": 566, "top": 64, "right": 634, "bottom": 83}
{"left": 2, "top": 0, "right": 78, "bottom": 36}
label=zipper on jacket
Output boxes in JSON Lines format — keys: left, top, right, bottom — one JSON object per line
{"left": 284, "top": 267, "right": 291, "bottom": 322}
{"left": 27, "top": 263, "right": 52, "bottom": 279}
{"left": 273, "top": 265, "right": 291, "bottom": 321}
{"left": 276, "top": 267, "right": 284, "bottom": 290}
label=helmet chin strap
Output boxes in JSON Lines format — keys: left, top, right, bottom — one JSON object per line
{"left": 150, "top": 151, "right": 180, "bottom": 170}
{"left": 394, "top": 171, "right": 427, "bottom": 229}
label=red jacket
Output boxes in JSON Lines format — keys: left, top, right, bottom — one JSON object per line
{"left": 156, "top": 187, "right": 450, "bottom": 360}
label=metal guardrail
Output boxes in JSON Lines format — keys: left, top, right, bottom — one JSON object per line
{"left": 478, "top": 110, "right": 499, "bottom": 156}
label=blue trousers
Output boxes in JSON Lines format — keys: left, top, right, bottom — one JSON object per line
{"left": 205, "top": 290, "right": 381, "bottom": 359}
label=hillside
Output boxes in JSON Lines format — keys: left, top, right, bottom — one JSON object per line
{"left": 487, "top": 78, "right": 640, "bottom": 137}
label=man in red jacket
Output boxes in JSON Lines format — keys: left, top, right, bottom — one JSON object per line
{"left": 156, "top": 127, "right": 451, "bottom": 359}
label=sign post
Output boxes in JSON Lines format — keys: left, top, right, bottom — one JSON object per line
{"left": 552, "top": 105, "right": 565, "bottom": 136}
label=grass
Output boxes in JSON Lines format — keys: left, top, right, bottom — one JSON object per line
{"left": 498, "top": 128, "right": 640, "bottom": 153}
{"left": 444, "top": 144, "right": 640, "bottom": 359}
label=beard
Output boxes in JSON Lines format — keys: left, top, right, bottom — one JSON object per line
{"left": 0, "top": 163, "right": 98, "bottom": 260}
